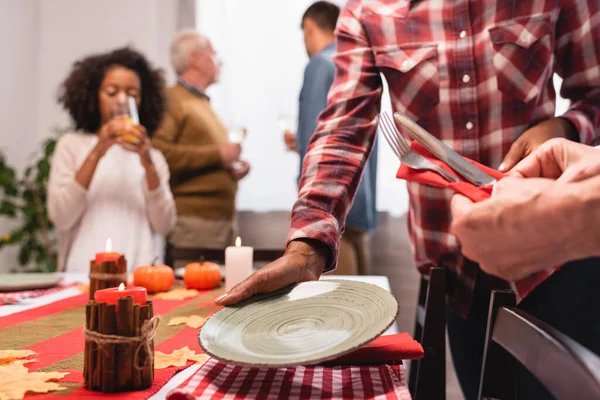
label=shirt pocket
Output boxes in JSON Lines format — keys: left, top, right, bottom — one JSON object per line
{"left": 374, "top": 44, "right": 439, "bottom": 121}
{"left": 489, "top": 14, "right": 554, "bottom": 103}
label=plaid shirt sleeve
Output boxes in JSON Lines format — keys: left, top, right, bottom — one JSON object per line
{"left": 287, "top": 0, "right": 382, "bottom": 270}
{"left": 556, "top": 0, "right": 600, "bottom": 145}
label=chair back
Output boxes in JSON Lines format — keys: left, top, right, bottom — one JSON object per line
{"left": 409, "top": 267, "right": 446, "bottom": 400}
{"left": 478, "top": 290, "right": 600, "bottom": 400}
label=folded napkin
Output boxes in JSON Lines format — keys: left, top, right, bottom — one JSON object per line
{"left": 323, "top": 332, "right": 424, "bottom": 365}
{"left": 396, "top": 141, "right": 504, "bottom": 201}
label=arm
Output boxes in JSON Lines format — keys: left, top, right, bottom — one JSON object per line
{"left": 47, "top": 136, "right": 89, "bottom": 231}
{"left": 150, "top": 96, "right": 222, "bottom": 174}
{"left": 144, "top": 151, "right": 177, "bottom": 235}
{"left": 555, "top": 0, "right": 600, "bottom": 145}
{"left": 289, "top": 1, "right": 383, "bottom": 269}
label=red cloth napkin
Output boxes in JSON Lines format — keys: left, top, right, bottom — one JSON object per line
{"left": 396, "top": 141, "right": 504, "bottom": 201}
{"left": 323, "top": 332, "right": 424, "bottom": 365}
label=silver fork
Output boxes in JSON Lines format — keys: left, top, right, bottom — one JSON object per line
{"left": 379, "top": 112, "right": 459, "bottom": 182}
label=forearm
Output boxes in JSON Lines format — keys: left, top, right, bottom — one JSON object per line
{"left": 75, "top": 147, "right": 103, "bottom": 189}
{"left": 151, "top": 138, "right": 221, "bottom": 173}
{"left": 141, "top": 155, "right": 160, "bottom": 191}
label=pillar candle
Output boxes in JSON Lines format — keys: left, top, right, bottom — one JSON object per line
{"left": 225, "top": 236, "right": 253, "bottom": 292}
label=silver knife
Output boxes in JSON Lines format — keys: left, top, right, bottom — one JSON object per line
{"left": 393, "top": 112, "right": 497, "bottom": 187}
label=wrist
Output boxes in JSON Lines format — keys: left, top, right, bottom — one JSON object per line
{"left": 556, "top": 117, "right": 579, "bottom": 142}
{"left": 286, "top": 238, "right": 330, "bottom": 275}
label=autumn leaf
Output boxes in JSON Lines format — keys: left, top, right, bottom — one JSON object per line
{"left": 0, "top": 360, "right": 69, "bottom": 400}
{"left": 0, "top": 351, "right": 36, "bottom": 367}
{"left": 153, "top": 288, "right": 199, "bottom": 300}
{"left": 167, "top": 315, "right": 206, "bottom": 329}
{"left": 154, "top": 346, "right": 209, "bottom": 369}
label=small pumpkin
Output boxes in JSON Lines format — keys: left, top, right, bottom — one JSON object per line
{"left": 184, "top": 260, "right": 222, "bottom": 290}
{"left": 133, "top": 261, "right": 174, "bottom": 293}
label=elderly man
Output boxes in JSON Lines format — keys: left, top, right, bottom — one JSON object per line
{"left": 217, "top": 1, "right": 600, "bottom": 399}
{"left": 153, "top": 30, "right": 249, "bottom": 251}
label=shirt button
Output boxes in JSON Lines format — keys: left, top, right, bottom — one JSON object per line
{"left": 466, "top": 121, "right": 474, "bottom": 130}
{"left": 459, "top": 30, "right": 467, "bottom": 39}
{"left": 401, "top": 60, "right": 413, "bottom": 70}
{"left": 462, "top": 74, "right": 471, "bottom": 84}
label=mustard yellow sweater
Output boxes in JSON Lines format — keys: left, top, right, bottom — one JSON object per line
{"left": 152, "top": 85, "right": 237, "bottom": 219}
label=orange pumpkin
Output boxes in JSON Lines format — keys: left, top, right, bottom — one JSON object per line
{"left": 133, "top": 263, "right": 174, "bottom": 293}
{"left": 184, "top": 261, "right": 222, "bottom": 290}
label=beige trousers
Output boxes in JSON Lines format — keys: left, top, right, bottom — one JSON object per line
{"left": 326, "top": 227, "right": 371, "bottom": 276}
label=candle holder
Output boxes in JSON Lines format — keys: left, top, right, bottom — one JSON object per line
{"left": 83, "top": 296, "right": 157, "bottom": 392}
{"left": 89, "top": 255, "right": 128, "bottom": 300}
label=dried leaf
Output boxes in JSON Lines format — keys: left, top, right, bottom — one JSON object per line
{"left": 0, "top": 350, "right": 36, "bottom": 367}
{"left": 154, "top": 346, "right": 209, "bottom": 369}
{"left": 0, "top": 360, "right": 69, "bottom": 400}
{"left": 167, "top": 315, "right": 206, "bottom": 329}
{"left": 153, "top": 288, "right": 199, "bottom": 300}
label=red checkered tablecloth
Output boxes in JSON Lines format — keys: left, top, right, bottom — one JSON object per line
{"left": 167, "top": 357, "right": 411, "bottom": 400}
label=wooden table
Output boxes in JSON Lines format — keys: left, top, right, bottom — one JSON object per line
{"left": 0, "top": 274, "right": 409, "bottom": 400}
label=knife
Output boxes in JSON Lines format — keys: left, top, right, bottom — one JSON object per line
{"left": 393, "top": 112, "right": 497, "bottom": 187}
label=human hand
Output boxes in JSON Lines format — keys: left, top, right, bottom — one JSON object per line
{"left": 499, "top": 118, "right": 578, "bottom": 172}
{"left": 230, "top": 160, "right": 250, "bottom": 181}
{"left": 284, "top": 131, "right": 297, "bottom": 152}
{"left": 218, "top": 143, "right": 242, "bottom": 167}
{"left": 215, "top": 239, "right": 329, "bottom": 306}
{"left": 94, "top": 118, "right": 125, "bottom": 157}
{"left": 117, "top": 124, "right": 154, "bottom": 168}
{"left": 511, "top": 138, "right": 600, "bottom": 183}
{"left": 450, "top": 177, "right": 583, "bottom": 281}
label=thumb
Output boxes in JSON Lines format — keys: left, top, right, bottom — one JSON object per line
{"left": 499, "top": 140, "right": 525, "bottom": 172}
{"left": 450, "top": 194, "right": 474, "bottom": 220}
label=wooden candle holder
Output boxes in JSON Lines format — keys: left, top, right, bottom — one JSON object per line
{"left": 89, "top": 256, "right": 128, "bottom": 300}
{"left": 83, "top": 297, "right": 156, "bottom": 393}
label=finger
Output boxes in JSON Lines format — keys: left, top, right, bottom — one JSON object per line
{"left": 216, "top": 259, "right": 298, "bottom": 306}
{"left": 558, "top": 161, "right": 600, "bottom": 183}
{"left": 450, "top": 194, "right": 474, "bottom": 220}
{"left": 499, "top": 140, "right": 525, "bottom": 172}
{"left": 511, "top": 141, "right": 563, "bottom": 179}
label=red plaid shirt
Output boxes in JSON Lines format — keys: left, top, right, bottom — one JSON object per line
{"left": 288, "top": 0, "right": 600, "bottom": 316}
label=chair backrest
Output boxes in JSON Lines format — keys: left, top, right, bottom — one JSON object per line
{"left": 168, "top": 246, "right": 285, "bottom": 265}
{"left": 409, "top": 267, "right": 446, "bottom": 400}
{"left": 478, "top": 290, "right": 600, "bottom": 400}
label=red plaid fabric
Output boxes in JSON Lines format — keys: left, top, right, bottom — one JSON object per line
{"left": 167, "top": 358, "right": 411, "bottom": 400}
{"left": 0, "top": 282, "right": 79, "bottom": 305}
{"left": 288, "top": 0, "right": 600, "bottom": 316}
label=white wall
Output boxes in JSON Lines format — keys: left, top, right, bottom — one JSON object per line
{"left": 0, "top": 0, "right": 182, "bottom": 272}
{"left": 196, "top": 0, "right": 410, "bottom": 215}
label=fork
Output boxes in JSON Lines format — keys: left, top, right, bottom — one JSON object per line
{"left": 379, "top": 112, "right": 459, "bottom": 183}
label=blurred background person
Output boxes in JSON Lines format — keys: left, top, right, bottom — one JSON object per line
{"left": 284, "top": 1, "right": 378, "bottom": 275}
{"left": 48, "top": 47, "right": 176, "bottom": 272}
{"left": 153, "top": 30, "right": 250, "bottom": 253}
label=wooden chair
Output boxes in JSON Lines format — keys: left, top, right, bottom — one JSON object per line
{"left": 166, "top": 243, "right": 284, "bottom": 266}
{"left": 478, "top": 290, "right": 600, "bottom": 400}
{"left": 409, "top": 267, "right": 447, "bottom": 400}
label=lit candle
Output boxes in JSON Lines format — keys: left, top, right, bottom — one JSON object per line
{"left": 95, "top": 238, "right": 121, "bottom": 265}
{"left": 225, "top": 236, "right": 253, "bottom": 292}
{"left": 94, "top": 283, "right": 147, "bottom": 305}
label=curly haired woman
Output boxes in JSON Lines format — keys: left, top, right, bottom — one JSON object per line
{"left": 48, "top": 47, "right": 176, "bottom": 272}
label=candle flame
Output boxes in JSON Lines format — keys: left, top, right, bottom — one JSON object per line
{"left": 118, "top": 283, "right": 125, "bottom": 291}
{"left": 235, "top": 236, "right": 242, "bottom": 247}
{"left": 105, "top": 238, "right": 112, "bottom": 252}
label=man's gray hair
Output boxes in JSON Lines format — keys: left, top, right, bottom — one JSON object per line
{"left": 170, "top": 29, "right": 208, "bottom": 75}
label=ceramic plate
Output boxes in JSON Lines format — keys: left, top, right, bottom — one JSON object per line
{"left": 0, "top": 273, "right": 62, "bottom": 292}
{"left": 199, "top": 279, "right": 399, "bottom": 367}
